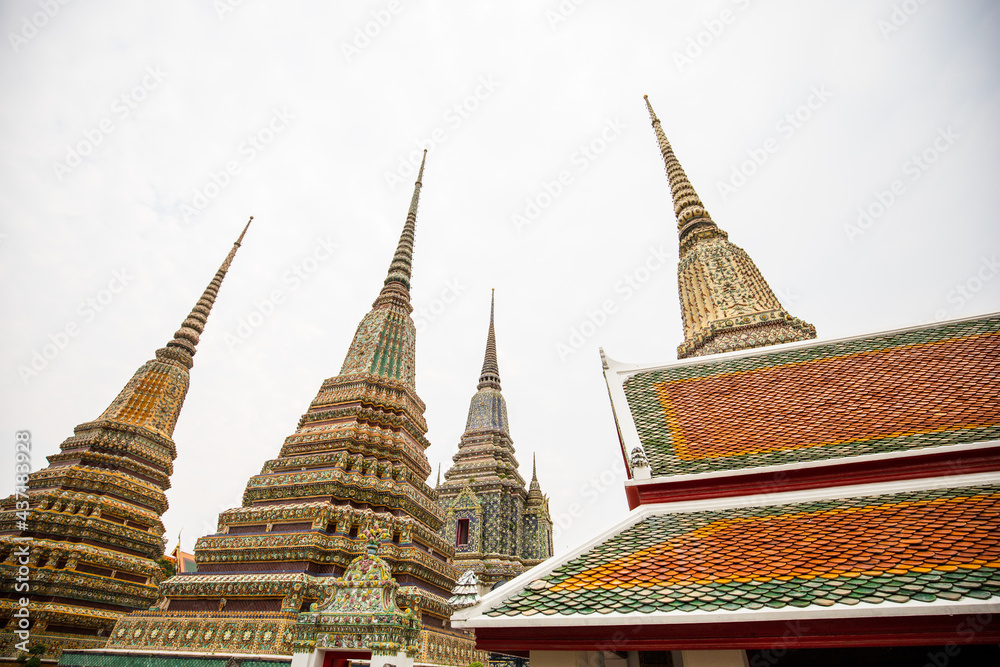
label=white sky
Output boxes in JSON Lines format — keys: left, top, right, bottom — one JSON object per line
{"left": 1, "top": 1, "right": 999, "bottom": 557}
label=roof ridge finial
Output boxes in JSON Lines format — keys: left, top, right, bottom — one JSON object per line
{"left": 532, "top": 452, "right": 537, "bottom": 482}
{"left": 477, "top": 289, "right": 501, "bottom": 390}
{"left": 374, "top": 150, "right": 426, "bottom": 311}
{"left": 157, "top": 216, "right": 253, "bottom": 369}
{"left": 643, "top": 95, "right": 718, "bottom": 240}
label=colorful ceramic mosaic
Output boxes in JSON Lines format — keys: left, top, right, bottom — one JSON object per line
{"left": 643, "top": 96, "right": 815, "bottom": 359}
{"left": 438, "top": 293, "right": 554, "bottom": 587}
{"left": 96, "top": 154, "right": 480, "bottom": 666}
{"left": 294, "top": 548, "right": 421, "bottom": 657}
{"left": 103, "top": 610, "right": 297, "bottom": 654}
{"left": 622, "top": 315, "right": 1000, "bottom": 476}
{"left": 339, "top": 154, "right": 422, "bottom": 385}
{"left": 486, "top": 483, "right": 1000, "bottom": 617}
{"left": 0, "top": 219, "right": 252, "bottom": 661}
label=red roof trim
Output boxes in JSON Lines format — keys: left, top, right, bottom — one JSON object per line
{"left": 472, "top": 613, "right": 1000, "bottom": 651}
{"left": 625, "top": 444, "right": 1000, "bottom": 509}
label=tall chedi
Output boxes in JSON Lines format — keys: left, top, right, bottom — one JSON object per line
{"left": 644, "top": 95, "right": 816, "bottom": 358}
{"left": 86, "top": 151, "right": 484, "bottom": 667}
{"left": 439, "top": 291, "right": 553, "bottom": 591}
{"left": 0, "top": 219, "right": 252, "bottom": 660}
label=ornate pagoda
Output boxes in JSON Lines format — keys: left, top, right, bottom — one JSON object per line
{"left": 68, "top": 152, "right": 485, "bottom": 667}
{"left": 438, "top": 292, "right": 553, "bottom": 590}
{"left": 0, "top": 219, "right": 252, "bottom": 661}
{"left": 643, "top": 95, "right": 816, "bottom": 358}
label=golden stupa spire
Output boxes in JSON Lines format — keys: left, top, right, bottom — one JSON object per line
{"left": 95, "top": 217, "right": 253, "bottom": 438}
{"left": 643, "top": 95, "right": 816, "bottom": 358}
{"left": 158, "top": 216, "right": 253, "bottom": 369}
{"left": 644, "top": 95, "right": 719, "bottom": 240}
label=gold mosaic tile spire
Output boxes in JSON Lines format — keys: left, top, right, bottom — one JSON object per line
{"left": 0, "top": 218, "right": 252, "bottom": 658}
{"left": 644, "top": 95, "right": 816, "bottom": 358}
{"left": 157, "top": 216, "right": 251, "bottom": 369}
{"left": 340, "top": 151, "right": 425, "bottom": 385}
{"left": 644, "top": 95, "right": 718, "bottom": 240}
{"left": 98, "top": 217, "right": 253, "bottom": 438}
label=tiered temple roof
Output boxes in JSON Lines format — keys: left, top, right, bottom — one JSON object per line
{"left": 452, "top": 98, "right": 1000, "bottom": 659}
{"left": 77, "top": 152, "right": 485, "bottom": 667}
{"left": 438, "top": 292, "right": 553, "bottom": 588}
{"left": 0, "top": 219, "right": 252, "bottom": 661}
{"left": 456, "top": 316, "right": 1000, "bottom": 651}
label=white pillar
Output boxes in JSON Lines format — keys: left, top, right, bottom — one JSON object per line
{"left": 370, "top": 649, "right": 413, "bottom": 667}
{"left": 290, "top": 650, "right": 324, "bottom": 667}
{"left": 679, "top": 650, "right": 748, "bottom": 667}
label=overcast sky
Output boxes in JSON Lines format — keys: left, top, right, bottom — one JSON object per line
{"left": 2, "top": 1, "right": 999, "bottom": 556}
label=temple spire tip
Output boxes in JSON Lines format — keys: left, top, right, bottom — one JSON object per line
{"left": 416, "top": 149, "right": 427, "bottom": 184}
{"left": 158, "top": 217, "right": 252, "bottom": 368}
{"left": 643, "top": 95, "right": 716, "bottom": 238}
{"left": 478, "top": 291, "right": 501, "bottom": 390}
{"left": 373, "top": 149, "right": 427, "bottom": 311}
{"left": 235, "top": 216, "right": 253, "bottom": 246}
{"left": 644, "top": 94, "right": 659, "bottom": 123}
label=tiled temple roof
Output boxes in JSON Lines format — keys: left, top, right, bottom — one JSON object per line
{"left": 456, "top": 478, "right": 1000, "bottom": 624}
{"left": 612, "top": 314, "right": 1000, "bottom": 477}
